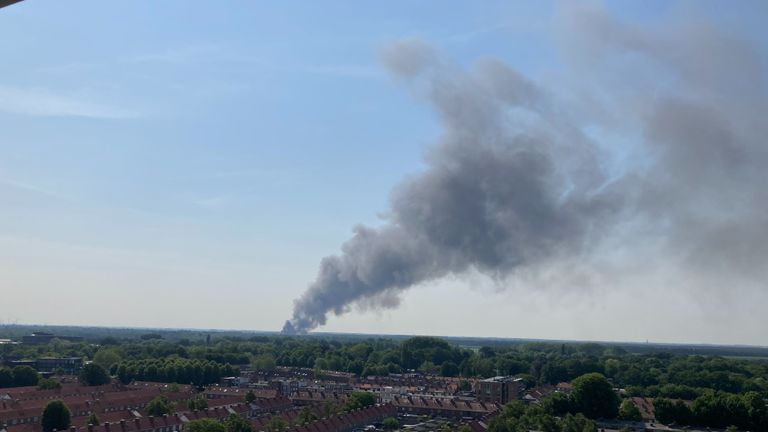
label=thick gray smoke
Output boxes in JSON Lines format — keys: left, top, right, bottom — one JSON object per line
{"left": 283, "top": 5, "right": 768, "bottom": 334}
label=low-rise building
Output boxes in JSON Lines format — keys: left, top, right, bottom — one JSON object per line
{"left": 20, "top": 332, "right": 83, "bottom": 345}
{"left": 475, "top": 377, "right": 524, "bottom": 405}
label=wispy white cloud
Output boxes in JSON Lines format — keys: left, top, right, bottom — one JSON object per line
{"left": 189, "top": 193, "right": 233, "bottom": 208}
{"left": 126, "top": 43, "right": 231, "bottom": 65}
{"left": 0, "top": 86, "right": 141, "bottom": 119}
{"left": 301, "top": 64, "right": 383, "bottom": 79}
{"left": 0, "top": 177, "right": 54, "bottom": 196}
{"left": 127, "top": 43, "right": 382, "bottom": 79}
{"left": 445, "top": 17, "right": 547, "bottom": 44}
{"left": 0, "top": 176, "right": 73, "bottom": 203}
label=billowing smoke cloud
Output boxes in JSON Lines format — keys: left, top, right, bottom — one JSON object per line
{"left": 283, "top": 4, "right": 768, "bottom": 334}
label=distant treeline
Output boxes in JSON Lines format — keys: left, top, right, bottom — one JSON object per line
{"left": 114, "top": 358, "right": 239, "bottom": 386}
{"left": 2, "top": 331, "right": 767, "bottom": 397}
{"left": 3, "top": 326, "right": 768, "bottom": 396}
{"left": 3, "top": 324, "right": 768, "bottom": 357}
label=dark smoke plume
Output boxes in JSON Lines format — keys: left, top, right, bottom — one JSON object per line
{"left": 283, "top": 5, "right": 768, "bottom": 334}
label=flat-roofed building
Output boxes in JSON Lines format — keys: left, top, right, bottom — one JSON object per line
{"left": 475, "top": 376, "right": 524, "bottom": 405}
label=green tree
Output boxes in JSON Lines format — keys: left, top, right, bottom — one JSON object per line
{"left": 265, "top": 416, "right": 287, "bottom": 432}
{"left": 313, "top": 365, "right": 326, "bottom": 380}
{"left": 441, "top": 362, "right": 459, "bottom": 377}
{"left": 653, "top": 398, "right": 692, "bottom": 426}
{"left": 559, "top": 413, "right": 597, "bottom": 432}
{"left": 382, "top": 417, "right": 399, "bottom": 430}
{"left": 188, "top": 395, "right": 209, "bottom": 411}
{"left": 41, "top": 400, "right": 71, "bottom": 432}
{"left": 344, "top": 391, "right": 377, "bottom": 411}
{"left": 187, "top": 418, "right": 226, "bottom": 432}
{"left": 251, "top": 354, "right": 276, "bottom": 371}
{"left": 93, "top": 349, "right": 122, "bottom": 370}
{"left": 0, "top": 368, "right": 14, "bottom": 388}
{"left": 297, "top": 406, "right": 317, "bottom": 425}
{"left": 541, "top": 392, "right": 572, "bottom": 416}
{"left": 322, "top": 400, "right": 340, "bottom": 417}
{"left": 618, "top": 399, "right": 642, "bottom": 421}
{"left": 224, "top": 414, "right": 252, "bottom": 432}
{"left": 86, "top": 412, "right": 100, "bottom": 426}
{"left": 570, "top": 373, "right": 619, "bottom": 419}
{"left": 296, "top": 406, "right": 317, "bottom": 425}
{"left": 12, "top": 365, "right": 40, "bottom": 387}
{"left": 418, "top": 361, "right": 440, "bottom": 375}
{"left": 742, "top": 391, "right": 767, "bottom": 431}
{"left": 244, "top": 390, "right": 257, "bottom": 404}
{"left": 146, "top": 396, "right": 173, "bottom": 416}
{"left": 38, "top": 379, "right": 62, "bottom": 390}
{"left": 79, "top": 363, "right": 111, "bottom": 386}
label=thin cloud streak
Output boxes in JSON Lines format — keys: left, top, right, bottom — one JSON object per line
{"left": 0, "top": 86, "right": 142, "bottom": 119}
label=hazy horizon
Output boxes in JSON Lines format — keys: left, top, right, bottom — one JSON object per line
{"left": 5, "top": 322, "right": 768, "bottom": 349}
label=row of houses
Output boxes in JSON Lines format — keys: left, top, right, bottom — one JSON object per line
{"left": 0, "top": 387, "right": 197, "bottom": 427}
{"left": 264, "top": 404, "right": 397, "bottom": 432}
{"left": 391, "top": 396, "right": 499, "bottom": 419}
{"left": 2, "top": 400, "right": 396, "bottom": 432}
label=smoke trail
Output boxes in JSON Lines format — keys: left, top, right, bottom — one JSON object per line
{"left": 283, "top": 5, "right": 768, "bottom": 334}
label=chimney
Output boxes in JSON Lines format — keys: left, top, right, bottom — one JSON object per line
{"left": 134, "top": 419, "right": 140, "bottom": 430}
{"left": 88, "top": 425, "right": 94, "bottom": 432}
{"left": 104, "top": 423, "right": 110, "bottom": 432}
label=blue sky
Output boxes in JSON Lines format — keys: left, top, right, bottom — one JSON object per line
{"left": 2, "top": 1, "right": 766, "bottom": 344}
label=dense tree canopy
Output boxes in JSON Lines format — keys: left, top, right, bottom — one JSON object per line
{"left": 188, "top": 395, "right": 209, "bottom": 411}
{"left": 41, "top": 400, "right": 71, "bottom": 432}
{"left": 116, "top": 358, "right": 238, "bottom": 386}
{"left": 146, "top": 396, "right": 174, "bottom": 416}
{"left": 652, "top": 391, "right": 768, "bottom": 430}
{"left": 0, "top": 368, "right": 14, "bottom": 388}
{"left": 618, "top": 399, "right": 642, "bottom": 421}
{"left": 186, "top": 418, "right": 226, "bottom": 432}
{"left": 12, "top": 365, "right": 40, "bottom": 387}
{"left": 225, "top": 414, "right": 252, "bottom": 432}
{"left": 93, "top": 348, "right": 122, "bottom": 370}
{"left": 382, "top": 417, "right": 399, "bottom": 430}
{"left": 296, "top": 406, "right": 317, "bottom": 426}
{"left": 570, "top": 373, "right": 619, "bottom": 419}
{"left": 79, "top": 363, "right": 111, "bottom": 386}
{"left": 38, "top": 378, "right": 62, "bottom": 390}
{"left": 487, "top": 401, "right": 596, "bottom": 432}
{"left": 344, "top": 392, "right": 377, "bottom": 411}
